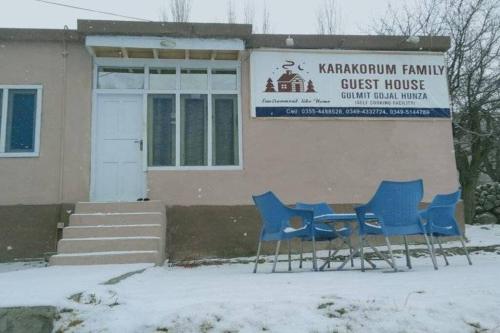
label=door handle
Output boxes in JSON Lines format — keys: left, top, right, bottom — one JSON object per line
{"left": 134, "top": 139, "right": 143, "bottom": 151}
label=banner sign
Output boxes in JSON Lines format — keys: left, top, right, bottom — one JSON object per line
{"left": 250, "top": 50, "right": 451, "bottom": 119}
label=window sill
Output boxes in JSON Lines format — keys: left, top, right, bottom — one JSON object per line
{"left": 148, "top": 165, "right": 243, "bottom": 171}
{"left": 0, "top": 152, "right": 39, "bottom": 158}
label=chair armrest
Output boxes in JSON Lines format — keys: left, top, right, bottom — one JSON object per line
{"left": 421, "top": 205, "right": 457, "bottom": 231}
{"left": 286, "top": 208, "right": 315, "bottom": 237}
{"left": 419, "top": 208, "right": 430, "bottom": 221}
{"left": 287, "top": 207, "right": 315, "bottom": 224}
{"left": 424, "top": 205, "right": 455, "bottom": 220}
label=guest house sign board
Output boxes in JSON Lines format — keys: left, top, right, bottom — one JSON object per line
{"left": 250, "top": 50, "right": 451, "bottom": 118}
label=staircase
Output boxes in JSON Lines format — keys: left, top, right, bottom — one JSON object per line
{"left": 50, "top": 201, "right": 166, "bottom": 266}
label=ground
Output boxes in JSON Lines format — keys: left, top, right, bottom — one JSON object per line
{"left": 1, "top": 225, "right": 500, "bottom": 333}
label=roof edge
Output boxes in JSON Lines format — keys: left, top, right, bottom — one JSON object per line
{"left": 0, "top": 28, "right": 81, "bottom": 42}
{"left": 77, "top": 19, "right": 253, "bottom": 40}
{"left": 248, "top": 34, "right": 451, "bottom": 52}
{"left": 0, "top": 23, "right": 451, "bottom": 53}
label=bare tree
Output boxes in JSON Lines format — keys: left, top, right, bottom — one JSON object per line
{"left": 261, "top": 2, "right": 271, "bottom": 33}
{"left": 481, "top": 115, "right": 500, "bottom": 182}
{"left": 167, "top": 0, "right": 191, "bottom": 22}
{"left": 226, "top": 0, "right": 236, "bottom": 24}
{"left": 242, "top": 0, "right": 255, "bottom": 26}
{"left": 373, "top": 0, "right": 500, "bottom": 224}
{"left": 372, "top": 0, "right": 448, "bottom": 36}
{"left": 317, "top": 0, "right": 341, "bottom": 34}
{"left": 159, "top": 5, "right": 169, "bottom": 22}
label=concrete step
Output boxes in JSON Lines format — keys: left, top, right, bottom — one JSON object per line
{"left": 75, "top": 201, "right": 165, "bottom": 214}
{"left": 49, "top": 250, "right": 160, "bottom": 265}
{"left": 52, "top": 200, "right": 167, "bottom": 266}
{"left": 57, "top": 237, "right": 160, "bottom": 254}
{"left": 63, "top": 224, "right": 162, "bottom": 239}
{"left": 69, "top": 212, "right": 165, "bottom": 227}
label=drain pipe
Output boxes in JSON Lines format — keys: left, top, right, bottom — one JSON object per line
{"left": 55, "top": 26, "right": 70, "bottom": 250}
{"left": 58, "top": 25, "right": 69, "bottom": 205}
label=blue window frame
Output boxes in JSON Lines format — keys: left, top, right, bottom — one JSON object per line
{"left": 0, "top": 86, "right": 42, "bottom": 157}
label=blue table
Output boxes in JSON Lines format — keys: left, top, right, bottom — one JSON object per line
{"left": 314, "top": 212, "right": 376, "bottom": 223}
{"left": 313, "top": 212, "right": 378, "bottom": 271}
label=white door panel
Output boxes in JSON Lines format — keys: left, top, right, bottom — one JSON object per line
{"left": 93, "top": 94, "right": 144, "bottom": 202}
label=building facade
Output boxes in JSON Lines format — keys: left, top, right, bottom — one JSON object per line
{"left": 0, "top": 20, "right": 460, "bottom": 262}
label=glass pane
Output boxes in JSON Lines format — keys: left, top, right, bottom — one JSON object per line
{"left": 181, "top": 94, "right": 207, "bottom": 166}
{"left": 147, "top": 94, "right": 176, "bottom": 166}
{"left": 97, "top": 67, "right": 144, "bottom": 89}
{"left": 212, "top": 69, "right": 237, "bottom": 91}
{"left": 149, "top": 68, "right": 176, "bottom": 90}
{"left": 212, "top": 95, "right": 238, "bottom": 166}
{"left": 180, "top": 69, "right": 208, "bottom": 91}
{"left": 6, "top": 89, "right": 37, "bottom": 153}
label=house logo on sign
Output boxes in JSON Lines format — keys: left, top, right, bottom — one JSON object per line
{"left": 264, "top": 60, "right": 316, "bottom": 93}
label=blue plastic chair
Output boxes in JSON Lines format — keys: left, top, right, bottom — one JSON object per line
{"left": 354, "top": 179, "right": 438, "bottom": 271}
{"left": 252, "top": 191, "right": 319, "bottom": 273}
{"left": 295, "top": 202, "right": 354, "bottom": 269}
{"left": 420, "top": 190, "right": 472, "bottom": 266}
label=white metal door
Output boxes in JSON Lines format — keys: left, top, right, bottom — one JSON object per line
{"left": 92, "top": 94, "right": 144, "bottom": 202}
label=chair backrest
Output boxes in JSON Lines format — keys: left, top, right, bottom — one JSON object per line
{"left": 430, "top": 190, "right": 461, "bottom": 207}
{"left": 368, "top": 179, "right": 423, "bottom": 227}
{"left": 295, "top": 202, "right": 334, "bottom": 216}
{"left": 428, "top": 190, "right": 461, "bottom": 229}
{"left": 252, "top": 191, "right": 290, "bottom": 234}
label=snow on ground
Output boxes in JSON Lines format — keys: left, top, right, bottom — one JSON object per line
{"left": 0, "top": 225, "right": 500, "bottom": 333}
{"left": 466, "top": 224, "right": 500, "bottom": 247}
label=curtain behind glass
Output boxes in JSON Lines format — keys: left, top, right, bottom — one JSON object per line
{"left": 212, "top": 95, "right": 238, "bottom": 166}
{"left": 6, "top": 89, "right": 36, "bottom": 152}
{"left": 147, "top": 95, "right": 175, "bottom": 166}
{"left": 181, "top": 94, "right": 207, "bottom": 166}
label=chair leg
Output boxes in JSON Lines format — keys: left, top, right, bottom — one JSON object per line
{"left": 423, "top": 233, "right": 438, "bottom": 270}
{"left": 272, "top": 240, "right": 281, "bottom": 273}
{"left": 436, "top": 237, "right": 449, "bottom": 266}
{"left": 253, "top": 239, "right": 263, "bottom": 273}
{"left": 348, "top": 238, "right": 354, "bottom": 268}
{"left": 365, "top": 241, "right": 390, "bottom": 269}
{"left": 384, "top": 236, "right": 397, "bottom": 272}
{"left": 328, "top": 240, "right": 332, "bottom": 269}
{"left": 312, "top": 234, "right": 318, "bottom": 271}
{"left": 299, "top": 240, "right": 303, "bottom": 269}
{"left": 459, "top": 236, "right": 473, "bottom": 265}
{"left": 336, "top": 247, "right": 358, "bottom": 271}
{"left": 403, "top": 236, "right": 412, "bottom": 269}
{"left": 360, "top": 236, "right": 365, "bottom": 272}
{"left": 287, "top": 240, "right": 292, "bottom": 272}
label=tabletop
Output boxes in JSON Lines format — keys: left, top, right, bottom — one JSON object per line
{"left": 313, "top": 212, "right": 377, "bottom": 223}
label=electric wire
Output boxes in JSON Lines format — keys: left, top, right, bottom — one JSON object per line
{"left": 33, "top": 0, "right": 153, "bottom": 22}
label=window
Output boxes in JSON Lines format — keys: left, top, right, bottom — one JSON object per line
{"left": 149, "top": 68, "right": 176, "bottom": 90}
{"left": 212, "top": 69, "right": 237, "bottom": 91}
{"left": 212, "top": 95, "right": 238, "bottom": 166}
{"left": 0, "top": 86, "right": 42, "bottom": 157}
{"left": 181, "top": 94, "right": 208, "bottom": 166}
{"left": 181, "top": 69, "right": 208, "bottom": 90}
{"left": 94, "top": 64, "right": 240, "bottom": 169}
{"left": 97, "top": 67, "right": 144, "bottom": 89}
{"left": 147, "top": 95, "right": 176, "bottom": 166}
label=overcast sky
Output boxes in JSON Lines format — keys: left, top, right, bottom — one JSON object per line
{"left": 0, "top": 0, "right": 408, "bottom": 34}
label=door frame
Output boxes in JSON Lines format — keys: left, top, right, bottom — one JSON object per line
{"left": 90, "top": 91, "right": 147, "bottom": 202}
